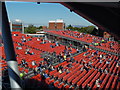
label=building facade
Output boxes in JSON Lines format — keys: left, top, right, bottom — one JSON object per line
{"left": 48, "top": 21, "right": 56, "bottom": 30}
{"left": 56, "top": 19, "right": 65, "bottom": 30}
{"left": 10, "top": 19, "right": 24, "bottom": 33}
{"left": 42, "top": 26, "right": 48, "bottom": 30}
{"left": 48, "top": 19, "right": 65, "bottom": 30}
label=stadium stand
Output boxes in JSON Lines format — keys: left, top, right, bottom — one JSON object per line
{"left": 46, "top": 30, "right": 120, "bottom": 55}
{"left": 1, "top": 31, "right": 120, "bottom": 89}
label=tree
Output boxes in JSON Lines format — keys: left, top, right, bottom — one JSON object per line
{"left": 24, "top": 24, "right": 37, "bottom": 34}
{"left": 38, "top": 26, "right": 42, "bottom": 29}
{"left": 66, "top": 25, "right": 73, "bottom": 30}
{"left": 36, "top": 26, "right": 43, "bottom": 31}
{"left": 66, "top": 25, "right": 95, "bottom": 34}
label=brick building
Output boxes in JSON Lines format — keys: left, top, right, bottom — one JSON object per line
{"left": 48, "top": 19, "right": 65, "bottom": 30}
{"left": 49, "top": 21, "right": 56, "bottom": 30}
{"left": 42, "top": 26, "right": 47, "bottom": 30}
{"left": 56, "top": 19, "right": 65, "bottom": 30}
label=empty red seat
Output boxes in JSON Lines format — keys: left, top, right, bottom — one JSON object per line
{"left": 72, "top": 70, "right": 86, "bottom": 85}
{"left": 77, "top": 68, "right": 94, "bottom": 87}
{"left": 105, "top": 75, "right": 114, "bottom": 89}
{"left": 82, "top": 70, "right": 98, "bottom": 88}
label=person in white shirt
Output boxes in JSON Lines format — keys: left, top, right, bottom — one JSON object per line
{"left": 99, "top": 60, "right": 103, "bottom": 63}
{"left": 95, "top": 79, "right": 100, "bottom": 87}
{"left": 100, "top": 54, "right": 103, "bottom": 59}
{"left": 32, "top": 61, "right": 36, "bottom": 66}
{"left": 59, "top": 69, "right": 62, "bottom": 74}
{"left": 37, "top": 38, "right": 40, "bottom": 41}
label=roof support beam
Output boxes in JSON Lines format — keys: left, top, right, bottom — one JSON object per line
{"left": 1, "top": 1, "right": 22, "bottom": 89}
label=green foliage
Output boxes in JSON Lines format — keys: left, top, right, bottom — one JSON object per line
{"left": 24, "top": 25, "right": 43, "bottom": 34}
{"left": 66, "top": 25, "right": 73, "bottom": 30}
{"left": 37, "top": 26, "right": 42, "bottom": 29}
{"left": 66, "top": 25, "right": 95, "bottom": 34}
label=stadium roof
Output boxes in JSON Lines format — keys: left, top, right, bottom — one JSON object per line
{"left": 60, "top": 2, "right": 120, "bottom": 40}
{"left": 1, "top": 0, "right": 119, "bottom": 2}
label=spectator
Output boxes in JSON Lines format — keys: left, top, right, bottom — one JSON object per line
{"left": 16, "top": 47, "right": 22, "bottom": 50}
{"left": 33, "top": 68, "right": 37, "bottom": 75}
{"left": 50, "top": 45, "right": 53, "bottom": 48}
{"left": 98, "top": 68, "right": 102, "bottom": 73}
{"left": 100, "top": 54, "right": 103, "bottom": 59}
{"left": 42, "top": 39, "right": 45, "bottom": 44}
{"left": 66, "top": 69, "right": 70, "bottom": 74}
{"left": 43, "top": 72, "right": 49, "bottom": 78}
{"left": 59, "top": 66, "right": 63, "bottom": 70}
{"left": 24, "top": 62, "right": 28, "bottom": 68}
{"left": 38, "top": 64, "right": 42, "bottom": 72}
{"left": 13, "top": 34, "right": 18, "bottom": 36}
{"left": 116, "top": 63, "right": 119, "bottom": 68}
{"left": 94, "top": 51, "right": 97, "bottom": 55}
{"left": 84, "top": 65, "right": 89, "bottom": 71}
{"left": 20, "top": 72, "right": 25, "bottom": 79}
{"left": 22, "top": 38, "right": 26, "bottom": 42}
{"left": 67, "top": 63, "right": 72, "bottom": 68}
{"left": 44, "top": 57, "right": 47, "bottom": 62}
{"left": 50, "top": 66, "right": 55, "bottom": 71}
{"left": 70, "top": 57, "right": 74, "bottom": 62}
{"left": 104, "top": 69, "right": 108, "bottom": 74}
{"left": 106, "top": 61, "right": 110, "bottom": 65}
{"left": 55, "top": 41, "right": 59, "bottom": 46}
{"left": 99, "top": 60, "right": 103, "bottom": 63}
{"left": 21, "top": 59, "right": 27, "bottom": 67}
{"left": 77, "top": 48, "right": 80, "bottom": 53}
{"left": 95, "top": 79, "right": 100, "bottom": 87}
{"left": 35, "top": 66, "right": 38, "bottom": 73}
{"left": 88, "top": 61, "right": 93, "bottom": 67}
{"left": 101, "top": 39, "right": 105, "bottom": 43}
{"left": 63, "top": 55, "right": 67, "bottom": 60}
{"left": 32, "top": 61, "right": 36, "bottom": 66}
{"left": 28, "top": 49, "right": 34, "bottom": 55}
{"left": 103, "top": 56, "right": 106, "bottom": 59}
{"left": 37, "top": 38, "right": 40, "bottom": 41}
{"left": 59, "top": 69, "right": 62, "bottom": 74}
{"left": 53, "top": 52, "right": 56, "bottom": 56}
{"left": 80, "top": 67, "right": 84, "bottom": 71}
{"left": 25, "top": 48, "right": 34, "bottom": 55}
{"left": 91, "top": 52, "right": 94, "bottom": 57}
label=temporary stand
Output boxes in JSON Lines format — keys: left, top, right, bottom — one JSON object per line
{"left": 1, "top": 1, "right": 22, "bottom": 89}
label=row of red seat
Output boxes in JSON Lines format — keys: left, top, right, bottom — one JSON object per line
{"left": 0, "top": 31, "right": 119, "bottom": 89}
{"left": 45, "top": 30, "right": 120, "bottom": 54}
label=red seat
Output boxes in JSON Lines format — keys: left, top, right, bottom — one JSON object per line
{"left": 72, "top": 70, "right": 87, "bottom": 85}
{"left": 88, "top": 72, "right": 101, "bottom": 88}
{"left": 111, "top": 76, "right": 118, "bottom": 89}
{"left": 105, "top": 75, "right": 114, "bottom": 89}
{"left": 67, "top": 71, "right": 81, "bottom": 83}
{"left": 77, "top": 68, "right": 94, "bottom": 86}
{"left": 82, "top": 70, "right": 98, "bottom": 88}
{"left": 99, "top": 73, "right": 110, "bottom": 89}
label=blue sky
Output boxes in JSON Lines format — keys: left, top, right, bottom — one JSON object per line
{"left": 6, "top": 2, "right": 94, "bottom": 26}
